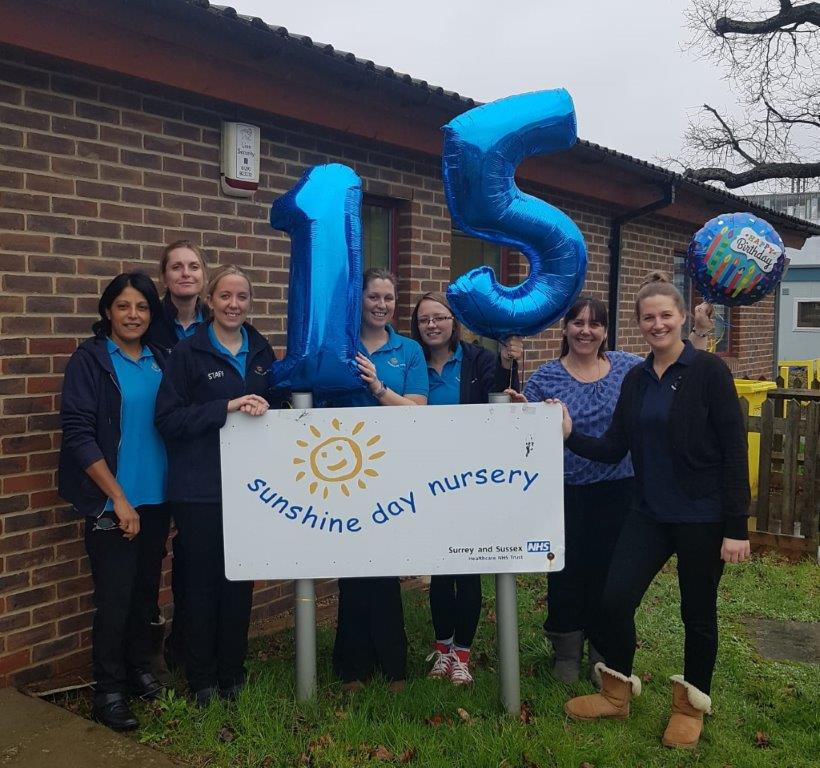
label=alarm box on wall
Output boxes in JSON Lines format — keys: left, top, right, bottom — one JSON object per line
{"left": 220, "top": 122, "right": 260, "bottom": 197}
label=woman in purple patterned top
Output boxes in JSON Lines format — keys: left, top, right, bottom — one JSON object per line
{"left": 510, "top": 297, "right": 712, "bottom": 686}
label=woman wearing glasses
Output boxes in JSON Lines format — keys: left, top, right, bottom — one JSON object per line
{"left": 59, "top": 272, "right": 169, "bottom": 731}
{"left": 331, "top": 268, "right": 428, "bottom": 693}
{"left": 410, "top": 291, "right": 522, "bottom": 685}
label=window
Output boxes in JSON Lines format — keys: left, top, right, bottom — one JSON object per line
{"left": 451, "top": 232, "right": 508, "bottom": 349}
{"left": 362, "top": 201, "right": 397, "bottom": 274}
{"left": 795, "top": 299, "right": 820, "bottom": 330}
{"left": 673, "top": 253, "right": 733, "bottom": 354}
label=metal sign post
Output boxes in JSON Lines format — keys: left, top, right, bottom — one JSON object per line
{"left": 290, "top": 391, "right": 317, "bottom": 702}
{"left": 489, "top": 392, "right": 521, "bottom": 715}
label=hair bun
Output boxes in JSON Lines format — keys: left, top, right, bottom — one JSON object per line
{"left": 639, "top": 270, "right": 672, "bottom": 289}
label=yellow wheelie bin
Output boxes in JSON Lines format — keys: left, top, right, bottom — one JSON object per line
{"left": 734, "top": 379, "right": 776, "bottom": 497}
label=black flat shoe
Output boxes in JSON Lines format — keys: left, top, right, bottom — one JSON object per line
{"left": 92, "top": 692, "right": 138, "bottom": 731}
{"left": 128, "top": 669, "right": 164, "bottom": 700}
{"left": 193, "top": 686, "right": 218, "bottom": 708}
{"left": 219, "top": 681, "right": 244, "bottom": 702}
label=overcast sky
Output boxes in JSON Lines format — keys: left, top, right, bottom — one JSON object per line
{"left": 225, "top": 0, "right": 735, "bottom": 167}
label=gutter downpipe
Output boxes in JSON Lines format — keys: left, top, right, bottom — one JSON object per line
{"left": 607, "top": 183, "right": 676, "bottom": 350}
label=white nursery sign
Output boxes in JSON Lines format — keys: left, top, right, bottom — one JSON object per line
{"left": 220, "top": 402, "right": 565, "bottom": 579}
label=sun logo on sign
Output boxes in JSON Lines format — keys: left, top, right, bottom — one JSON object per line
{"left": 293, "top": 418, "right": 385, "bottom": 499}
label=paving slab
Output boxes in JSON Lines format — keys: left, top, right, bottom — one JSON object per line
{"left": 0, "top": 688, "right": 182, "bottom": 768}
{"left": 742, "top": 618, "right": 820, "bottom": 664}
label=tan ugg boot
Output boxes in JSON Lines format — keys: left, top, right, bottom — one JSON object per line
{"left": 662, "top": 676, "right": 712, "bottom": 749}
{"left": 564, "top": 663, "right": 642, "bottom": 720}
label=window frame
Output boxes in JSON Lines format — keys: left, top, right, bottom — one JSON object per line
{"left": 793, "top": 298, "right": 820, "bottom": 332}
{"left": 362, "top": 195, "right": 399, "bottom": 276}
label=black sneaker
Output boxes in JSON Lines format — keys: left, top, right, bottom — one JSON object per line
{"left": 92, "top": 692, "right": 138, "bottom": 731}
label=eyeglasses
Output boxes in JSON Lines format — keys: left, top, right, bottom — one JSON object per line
{"left": 417, "top": 315, "right": 453, "bottom": 326}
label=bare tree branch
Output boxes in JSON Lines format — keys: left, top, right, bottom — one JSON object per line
{"left": 685, "top": 161, "right": 820, "bottom": 187}
{"left": 682, "top": 1, "right": 819, "bottom": 190}
{"left": 715, "top": 2, "right": 819, "bottom": 35}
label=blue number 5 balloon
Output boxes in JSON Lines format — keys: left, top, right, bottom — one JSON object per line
{"left": 269, "top": 164, "right": 364, "bottom": 396}
{"left": 442, "top": 90, "right": 588, "bottom": 339}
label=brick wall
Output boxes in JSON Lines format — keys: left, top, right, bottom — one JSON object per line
{"left": 0, "top": 46, "right": 774, "bottom": 686}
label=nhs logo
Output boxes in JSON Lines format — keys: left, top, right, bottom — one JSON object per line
{"left": 526, "top": 540, "right": 551, "bottom": 553}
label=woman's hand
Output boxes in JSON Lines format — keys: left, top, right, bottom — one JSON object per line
{"left": 720, "top": 537, "right": 750, "bottom": 563}
{"left": 545, "top": 398, "right": 572, "bottom": 440}
{"left": 504, "top": 388, "right": 528, "bottom": 404}
{"left": 113, "top": 496, "right": 140, "bottom": 540}
{"left": 500, "top": 336, "right": 524, "bottom": 370}
{"left": 693, "top": 302, "right": 715, "bottom": 335}
{"left": 356, "top": 352, "right": 382, "bottom": 395}
{"left": 228, "top": 394, "right": 269, "bottom": 417}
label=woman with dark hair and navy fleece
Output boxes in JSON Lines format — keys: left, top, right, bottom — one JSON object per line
{"left": 59, "top": 272, "right": 169, "bottom": 732}
{"left": 155, "top": 264, "right": 274, "bottom": 707}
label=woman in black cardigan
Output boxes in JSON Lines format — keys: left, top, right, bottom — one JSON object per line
{"left": 559, "top": 272, "right": 750, "bottom": 750}
{"left": 410, "top": 291, "right": 522, "bottom": 686}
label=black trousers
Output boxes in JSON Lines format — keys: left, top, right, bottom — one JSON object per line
{"left": 429, "top": 574, "right": 482, "bottom": 648}
{"left": 591, "top": 510, "right": 725, "bottom": 694}
{"left": 85, "top": 504, "right": 170, "bottom": 694}
{"left": 173, "top": 502, "right": 254, "bottom": 693}
{"left": 544, "top": 477, "right": 633, "bottom": 634}
{"left": 332, "top": 577, "right": 407, "bottom": 683}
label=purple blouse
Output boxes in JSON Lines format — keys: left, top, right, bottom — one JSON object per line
{"left": 523, "top": 350, "right": 642, "bottom": 486}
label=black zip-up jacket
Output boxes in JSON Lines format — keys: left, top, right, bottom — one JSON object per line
{"left": 457, "top": 341, "right": 520, "bottom": 404}
{"left": 147, "top": 293, "right": 210, "bottom": 356}
{"left": 58, "top": 336, "right": 168, "bottom": 517}
{"left": 154, "top": 322, "right": 275, "bottom": 504}
{"left": 566, "top": 348, "right": 750, "bottom": 538}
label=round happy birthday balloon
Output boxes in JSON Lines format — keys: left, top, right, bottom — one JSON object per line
{"left": 686, "top": 213, "right": 785, "bottom": 306}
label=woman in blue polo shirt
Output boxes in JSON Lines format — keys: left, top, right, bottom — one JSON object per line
{"left": 59, "top": 272, "right": 168, "bottom": 732}
{"left": 410, "top": 291, "right": 522, "bottom": 686}
{"left": 155, "top": 265, "right": 274, "bottom": 707}
{"left": 148, "top": 239, "right": 210, "bottom": 354}
{"left": 332, "top": 268, "right": 428, "bottom": 693}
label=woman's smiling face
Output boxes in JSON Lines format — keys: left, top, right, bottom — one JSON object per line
{"left": 361, "top": 277, "right": 396, "bottom": 331}
{"left": 208, "top": 273, "right": 251, "bottom": 333}
{"left": 638, "top": 294, "right": 686, "bottom": 354}
{"left": 416, "top": 298, "right": 454, "bottom": 352}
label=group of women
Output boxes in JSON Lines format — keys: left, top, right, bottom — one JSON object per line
{"left": 59, "top": 247, "right": 750, "bottom": 751}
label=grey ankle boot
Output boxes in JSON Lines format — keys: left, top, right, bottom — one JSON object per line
{"left": 587, "top": 642, "right": 604, "bottom": 690}
{"left": 545, "top": 630, "right": 584, "bottom": 683}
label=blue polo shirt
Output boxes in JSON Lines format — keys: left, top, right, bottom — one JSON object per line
{"left": 105, "top": 339, "right": 167, "bottom": 510}
{"left": 340, "top": 325, "right": 429, "bottom": 407}
{"left": 208, "top": 323, "right": 249, "bottom": 380}
{"left": 427, "top": 343, "right": 463, "bottom": 406}
{"left": 174, "top": 308, "right": 204, "bottom": 340}
{"left": 639, "top": 340, "right": 722, "bottom": 523}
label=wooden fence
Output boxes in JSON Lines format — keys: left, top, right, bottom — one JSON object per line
{"left": 740, "top": 388, "right": 820, "bottom": 559}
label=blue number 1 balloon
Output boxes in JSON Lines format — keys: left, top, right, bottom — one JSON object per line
{"left": 442, "top": 89, "right": 588, "bottom": 339}
{"left": 269, "top": 164, "right": 364, "bottom": 396}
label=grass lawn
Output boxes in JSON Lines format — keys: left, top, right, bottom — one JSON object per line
{"left": 66, "top": 555, "right": 819, "bottom": 767}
